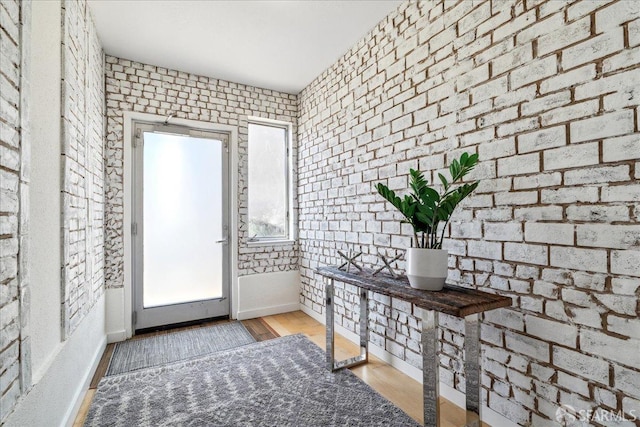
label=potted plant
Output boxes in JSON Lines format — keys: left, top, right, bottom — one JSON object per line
{"left": 376, "top": 152, "right": 480, "bottom": 290}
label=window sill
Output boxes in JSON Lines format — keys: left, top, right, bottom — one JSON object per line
{"left": 246, "top": 239, "right": 296, "bottom": 247}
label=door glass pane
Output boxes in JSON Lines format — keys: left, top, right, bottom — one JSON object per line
{"left": 143, "top": 132, "right": 223, "bottom": 308}
{"left": 248, "top": 123, "right": 287, "bottom": 238}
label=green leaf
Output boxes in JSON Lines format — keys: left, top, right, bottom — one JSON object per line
{"left": 438, "top": 173, "right": 448, "bottom": 190}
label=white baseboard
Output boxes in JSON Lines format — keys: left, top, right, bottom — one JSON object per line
{"left": 237, "top": 302, "right": 300, "bottom": 320}
{"left": 236, "top": 270, "right": 300, "bottom": 320}
{"left": 105, "top": 287, "right": 127, "bottom": 343}
{"left": 64, "top": 334, "right": 106, "bottom": 427}
{"left": 299, "top": 304, "right": 518, "bottom": 427}
{"left": 107, "top": 330, "right": 127, "bottom": 343}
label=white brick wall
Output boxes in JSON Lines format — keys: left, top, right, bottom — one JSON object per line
{"left": 298, "top": 0, "right": 640, "bottom": 424}
{"left": 0, "top": 0, "right": 30, "bottom": 421}
{"left": 61, "top": 0, "right": 105, "bottom": 337}
{"left": 104, "top": 57, "right": 299, "bottom": 286}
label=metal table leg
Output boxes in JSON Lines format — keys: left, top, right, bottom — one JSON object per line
{"left": 422, "top": 310, "right": 440, "bottom": 427}
{"left": 325, "top": 279, "right": 369, "bottom": 371}
{"left": 465, "top": 314, "right": 481, "bottom": 427}
{"left": 326, "top": 278, "right": 335, "bottom": 371}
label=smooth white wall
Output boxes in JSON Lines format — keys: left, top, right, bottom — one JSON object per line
{"left": 237, "top": 270, "right": 300, "bottom": 320}
{"left": 29, "top": 0, "right": 63, "bottom": 382}
{"left": 3, "top": 296, "right": 106, "bottom": 427}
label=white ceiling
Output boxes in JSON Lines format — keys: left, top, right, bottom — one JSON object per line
{"left": 88, "top": 0, "right": 402, "bottom": 94}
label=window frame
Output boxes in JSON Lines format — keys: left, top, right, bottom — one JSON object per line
{"left": 246, "top": 118, "right": 294, "bottom": 245}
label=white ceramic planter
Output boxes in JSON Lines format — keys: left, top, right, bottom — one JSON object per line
{"left": 405, "top": 248, "right": 449, "bottom": 291}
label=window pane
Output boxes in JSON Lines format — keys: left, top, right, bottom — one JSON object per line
{"left": 143, "top": 133, "right": 224, "bottom": 307}
{"left": 248, "top": 123, "right": 287, "bottom": 239}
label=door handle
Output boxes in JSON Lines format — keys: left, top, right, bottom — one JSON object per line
{"left": 217, "top": 225, "right": 229, "bottom": 244}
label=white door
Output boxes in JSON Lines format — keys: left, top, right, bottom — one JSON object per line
{"left": 132, "top": 122, "right": 230, "bottom": 330}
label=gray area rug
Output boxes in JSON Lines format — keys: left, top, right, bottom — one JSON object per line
{"left": 87, "top": 334, "right": 420, "bottom": 427}
{"left": 106, "top": 321, "right": 256, "bottom": 376}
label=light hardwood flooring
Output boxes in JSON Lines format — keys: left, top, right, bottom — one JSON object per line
{"left": 74, "top": 311, "right": 487, "bottom": 427}
{"left": 263, "top": 311, "right": 489, "bottom": 427}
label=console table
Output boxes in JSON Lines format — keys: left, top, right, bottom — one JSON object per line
{"left": 316, "top": 266, "right": 512, "bottom": 427}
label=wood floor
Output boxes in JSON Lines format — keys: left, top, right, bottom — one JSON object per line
{"left": 74, "top": 311, "right": 486, "bottom": 427}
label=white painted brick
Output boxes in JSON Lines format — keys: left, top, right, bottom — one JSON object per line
{"left": 608, "top": 315, "right": 640, "bottom": 340}
{"left": 601, "top": 184, "right": 640, "bottom": 202}
{"left": 573, "top": 272, "right": 607, "bottom": 291}
{"left": 546, "top": 300, "right": 571, "bottom": 321}
{"left": 514, "top": 206, "right": 563, "bottom": 221}
{"left": 541, "top": 99, "right": 600, "bottom": 127}
{"left": 575, "top": 68, "right": 640, "bottom": 100}
{"left": 540, "top": 64, "right": 596, "bottom": 95}
{"left": 630, "top": 18, "right": 640, "bottom": 47}
{"left": 541, "top": 187, "right": 599, "bottom": 204}
{"left": 564, "top": 165, "right": 630, "bottom": 185}
{"left": 513, "top": 172, "right": 561, "bottom": 189}
{"left": 497, "top": 117, "right": 538, "bottom": 137}
{"left": 493, "top": 7, "right": 536, "bottom": 44}
{"left": 570, "top": 110, "right": 635, "bottom": 143}
{"left": 525, "top": 223, "right": 574, "bottom": 246}
{"left": 526, "top": 315, "right": 577, "bottom": 346}
{"left": 557, "top": 371, "right": 589, "bottom": 397}
{"left": 484, "top": 222, "right": 522, "bottom": 242}
{"left": 518, "top": 126, "right": 566, "bottom": 154}
{"left": 553, "top": 346, "right": 609, "bottom": 384}
{"left": 562, "top": 288, "right": 592, "bottom": 307}
{"left": 566, "top": 205, "right": 630, "bottom": 222}
{"left": 492, "top": 43, "right": 533, "bottom": 76}
{"left": 595, "top": 294, "right": 637, "bottom": 316}
{"left": 603, "top": 134, "right": 640, "bottom": 162}
{"left": 538, "top": 16, "right": 591, "bottom": 56}
{"left": 582, "top": 329, "right": 640, "bottom": 369}
{"left": 624, "top": 396, "right": 640, "bottom": 422}
{"left": 456, "top": 63, "right": 489, "bottom": 91}
{"left": 566, "top": 0, "right": 614, "bottom": 22}
{"left": 516, "top": 10, "right": 564, "bottom": 44}
{"left": 470, "top": 77, "right": 508, "bottom": 103}
{"left": 562, "top": 30, "right": 625, "bottom": 70}
{"left": 468, "top": 240, "right": 502, "bottom": 260}
{"left": 497, "top": 153, "right": 539, "bottom": 176}
{"left": 611, "top": 250, "right": 640, "bottom": 277}
{"left": 602, "top": 46, "right": 640, "bottom": 74}
{"left": 494, "top": 190, "right": 538, "bottom": 206}
{"left": 595, "top": 1, "right": 640, "bottom": 33}
{"left": 577, "top": 224, "right": 640, "bottom": 249}
{"left": 544, "top": 142, "right": 599, "bottom": 170}
{"left": 568, "top": 306, "right": 603, "bottom": 328}
{"left": 612, "top": 277, "right": 640, "bottom": 295}
{"left": 450, "top": 221, "right": 482, "bottom": 239}
{"left": 550, "top": 246, "right": 608, "bottom": 273}
{"left": 520, "top": 91, "right": 571, "bottom": 117}
{"left": 505, "top": 330, "right": 550, "bottom": 362}
{"left": 510, "top": 56, "right": 557, "bottom": 89}
{"left": 504, "top": 242, "right": 548, "bottom": 265}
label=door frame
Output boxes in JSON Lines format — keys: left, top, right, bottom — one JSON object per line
{"left": 121, "top": 112, "right": 239, "bottom": 338}
{"left": 131, "top": 122, "right": 231, "bottom": 330}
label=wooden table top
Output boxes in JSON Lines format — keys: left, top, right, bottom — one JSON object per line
{"left": 316, "top": 266, "right": 512, "bottom": 318}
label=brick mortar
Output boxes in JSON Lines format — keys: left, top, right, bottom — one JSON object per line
{"left": 298, "top": 0, "right": 640, "bottom": 424}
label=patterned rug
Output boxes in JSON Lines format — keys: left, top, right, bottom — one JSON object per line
{"left": 106, "top": 321, "right": 256, "bottom": 376}
{"left": 86, "top": 334, "right": 420, "bottom": 427}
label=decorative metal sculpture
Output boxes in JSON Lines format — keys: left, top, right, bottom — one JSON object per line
{"left": 372, "top": 250, "right": 403, "bottom": 278}
{"left": 337, "top": 248, "right": 364, "bottom": 272}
